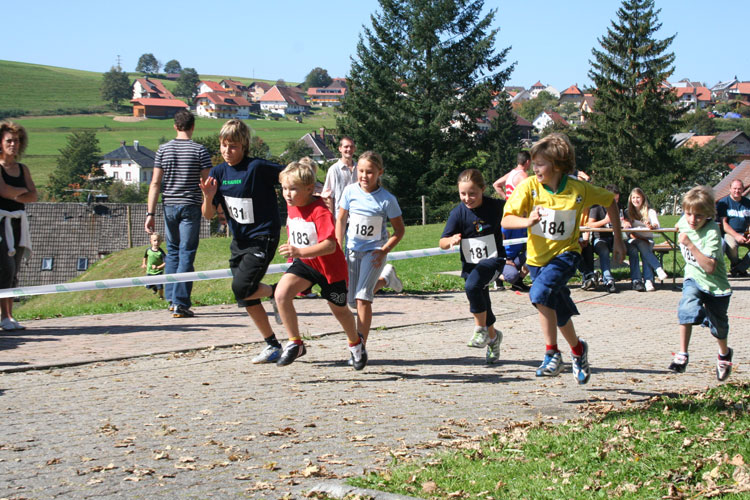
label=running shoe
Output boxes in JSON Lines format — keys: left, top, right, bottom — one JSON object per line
{"left": 382, "top": 264, "right": 403, "bottom": 292}
{"left": 1, "top": 317, "right": 18, "bottom": 331}
{"left": 571, "top": 339, "right": 591, "bottom": 385}
{"left": 656, "top": 267, "right": 668, "bottom": 281}
{"left": 349, "top": 342, "right": 368, "bottom": 371}
{"left": 468, "top": 326, "right": 489, "bottom": 348}
{"left": 536, "top": 350, "right": 563, "bottom": 377}
{"left": 632, "top": 281, "right": 646, "bottom": 292}
{"left": 251, "top": 344, "right": 281, "bottom": 364}
{"left": 668, "top": 352, "right": 689, "bottom": 373}
{"left": 644, "top": 280, "right": 655, "bottom": 292}
{"left": 11, "top": 319, "right": 25, "bottom": 330}
{"left": 172, "top": 306, "right": 195, "bottom": 318}
{"left": 582, "top": 277, "right": 596, "bottom": 290}
{"left": 277, "top": 342, "right": 307, "bottom": 366}
{"left": 486, "top": 330, "right": 503, "bottom": 364}
{"left": 716, "top": 348, "right": 733, "bottom": 381}
{"left": 606, "top": 280, "right": 617, "bottom": 293}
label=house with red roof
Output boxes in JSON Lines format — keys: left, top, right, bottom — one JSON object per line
{"left": 714, "top": 160, "right": 750, "bottom": 200}
{"left": 307, "top": 81, "right": 348, "bottom": 107}
{"left": 197, "top": 80, "right": 226, "bottom": 95}
{"left": 560, "top": 84, "right": 584, "bottom": 104}
{"left": 220, "top": 79, "right": 250, "bottom": 99}
{"left": 259, "top": 85, "right": 311, "bottom": 115}
{"left": 674, "top": 86, "right": 712, "bottom": 111}
{"left": 249, "top": 82, "right": 272, "bottom": 102}
{"left": 132, "top": 78, "right": 175, "bottom": 100}
{"left": 579, "top": 94, "right": 597, "bottom": 123}
{"left": 727, "top": 82, "right": 750, "bottom": 104}
{"left": 195, "top": 92, "right": 255, "bottom": 119}
{"left": 130, "top": 98, "right": 188, "bottom": 118}
{"left": 532, "top": 110, "right": 569, "bottom": 133}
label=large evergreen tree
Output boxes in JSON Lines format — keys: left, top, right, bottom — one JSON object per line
{"left": 100, "top": 65, "right": 131, "bottom": 110}
{"left": 47, "top": 131, "right": 102, "bottom": 201}
{"left": 586, "top": 0, "right": 683, "bottom": 207}
{"left": 338, "top": 0, "right": 514, "bottom": 222}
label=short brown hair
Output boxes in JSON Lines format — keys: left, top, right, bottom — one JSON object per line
{"left": 219, "top": 119, "right": 250, "bottom": 157}
{"left": 457, "top": 168, "right": 486, "bottom": 190}
{"left": 0, "top": 121, "right": 28, "bottom": 157}
{"left": 173, "top": 109, "right": 195, "bottom": 131}
{"left": 682, "top": 185, "right": 716, "bottom": 218}
{"left": 530, "top": 133, "right": 575, "bottom": 174}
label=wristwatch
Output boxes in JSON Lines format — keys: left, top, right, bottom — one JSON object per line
{"left": 146, "top": 212, "right": 155, "bottom": 216}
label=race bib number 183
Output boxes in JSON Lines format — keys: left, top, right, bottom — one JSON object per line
{"left": 287, "top": 218, "right": 318, "bottom": 248}
{"left": 530, "top": 207, "right": 576, "bottom": 241}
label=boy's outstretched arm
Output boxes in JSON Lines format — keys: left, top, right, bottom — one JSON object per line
{"left": 606, "top": 201, "right": 626, "bottom": 264}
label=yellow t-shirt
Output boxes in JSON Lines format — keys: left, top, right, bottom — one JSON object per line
{"left": 503, "top": 175, "right": 614, "bottom": 267}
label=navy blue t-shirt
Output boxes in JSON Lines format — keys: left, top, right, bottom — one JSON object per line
{"left": 210, "top": 157, "right": 284, "bottom": 242}
{"left": 716, "top": 195, "right": 750, "bottom": 234}
{"left": 442, "top": 196, "right": 506, "bottom": 277}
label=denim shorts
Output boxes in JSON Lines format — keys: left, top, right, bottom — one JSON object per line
{"left": 527, "top": 251, "right": 581, "bottom": 327}
{"left": 677, "top": 278, "right": 731, "bottom": 340}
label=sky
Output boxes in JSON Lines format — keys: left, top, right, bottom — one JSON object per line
{"left": 3, "top": 1, "right": 745, "bottom": 90}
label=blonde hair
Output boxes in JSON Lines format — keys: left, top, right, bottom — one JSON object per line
{"left": 150, "top": 232, "right": 164, "bottom": 245}
{"left": 219, "top": 119, "right": 250, "bottom": 157}
{"left": 358, "top": 150, "right": 383, "bottom": 171}
{"left": 0, "top": 121, "right": 28, "bottom": 157}
{"left": 280, "top": 156, "right": 316, "bottom": 186}
{"left": 530, "top": 133, "right": 575, "bottom": 174}
{"left": 627, "top": 187, "right": 652, "bottom": 222}
{"left": 682, "top": 186, "right": 716, "bottom": 218}
{"left": 457, "top": 169, "right": 486, "bottom": 190}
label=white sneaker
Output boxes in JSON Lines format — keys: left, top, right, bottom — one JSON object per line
{"left": 656, "top": 267, "right": 668, "bottom": 281}
{"left": 644, "top": 280, "right": 655, "bottom": 292}
{"left": 381, "top": 264, "right": 403, "bottom": 292}
{"left": 11, "top": 319, "right": 25, "bottom": 330}
{"left": 1, "top": 317, "right": 17, "bottom": 331}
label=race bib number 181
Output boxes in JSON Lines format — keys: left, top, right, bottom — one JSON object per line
{"left": 461, "top": 235, "right": 498, "bottom": 264}
{"left": 530, "top": 207, "right": 576, "bottom": 241}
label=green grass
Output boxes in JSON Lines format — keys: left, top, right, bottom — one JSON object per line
{"left": 14, "top": 216, "right": 696, "bottom": 320}
{"left": 347, "top": 382, "right": 750, "bottom": 499}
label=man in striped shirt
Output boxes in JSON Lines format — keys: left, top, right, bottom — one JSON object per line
{"left": 145, "top": 110, "right": 212, "bottom": 318}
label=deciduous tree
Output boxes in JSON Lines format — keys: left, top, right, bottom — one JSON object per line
{"left": 47, "top": 131, "right": 102, "bottom": 201}
{"left": 135, "top": 53, "right": 160, "bottom": 74}
{"left": 338, "top": 0, "right": 514, "bottom": 222}
{"left": 585, "top": 0, "right": 684, "bottom": 207}
{"left": 163, "top": 59, "right": 182, "bottom": 74}
{"left": 303, "top": 67, "right": 333, "bottom": 90}
{"left": 174, "top": 68, "right": 200, "bottom": 101}
{"left": 100, "top": 65, "right": 131, "bottom": 110}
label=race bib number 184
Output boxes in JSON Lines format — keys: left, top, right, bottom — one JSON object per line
{"left": 530, "top": 207, "right": 576, "bottom": 241}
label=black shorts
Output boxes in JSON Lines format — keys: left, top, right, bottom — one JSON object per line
{"left": 229, "top": 235, "right": 279, "bottom": 307}
{"left": 286, "top": 259, "right": 348, "bottom": 307}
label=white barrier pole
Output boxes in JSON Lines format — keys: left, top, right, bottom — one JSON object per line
{"left": 0, "top": 238, "right": 528, "bottom": 298}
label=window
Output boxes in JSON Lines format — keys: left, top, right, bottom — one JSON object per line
{"left": 125, "top": 171, "right": 131, "bottom": 181}
{"left": 41, "top": 258, "right": 54, "bottom": 271}
{"left": 113, "top": 172, "right": 119, "bottom": 179}
{"left": 76, "top": 258, "right": 89, "bottom": 271}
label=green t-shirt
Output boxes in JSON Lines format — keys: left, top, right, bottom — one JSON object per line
{"left": 144, "top": 247, "right": 166, "bottom": 276}
{"left": 677, "top": 216, "right": 731, "bottom": 296}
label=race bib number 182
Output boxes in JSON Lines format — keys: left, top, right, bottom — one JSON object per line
{"left": 347, "top": 213, "right": 383, "bottom": 241}
{"left": 530, "top": 207, "right": 576, "bottom": 241}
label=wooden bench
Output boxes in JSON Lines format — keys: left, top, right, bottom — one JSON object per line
{"left": 653, "top": 239, "right": 682, "bottom": 279}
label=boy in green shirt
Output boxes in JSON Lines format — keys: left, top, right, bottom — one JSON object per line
{"left": 670, "top": 186, "right": 733, "bottom": 381}
{"left": 142, "top": 232, "right": 166, "bottom": 299}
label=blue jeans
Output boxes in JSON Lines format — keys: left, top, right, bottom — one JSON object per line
{"left": 527, "top": 251, "right": 581, "bottom": 327}
{"left": 627, "top": 238, "right": 661, "bottom": 282}
{"left": 678, "top": 278, "right": 730, "bottom": 340}
{"left": 593, "top": 238, "right": 614, "bottom": 283}
{"left": 163, "top": 204, "right": 202, "bottom": 308}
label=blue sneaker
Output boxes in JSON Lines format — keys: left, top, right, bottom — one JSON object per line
{"left": 536, "top": 350, "right": 563, "bottom": 377}
{"left": 252, "top": 345, "right": 281, "bottom": 364}
{"left": 571, "top": 339, "right": 591, "bottom": 385}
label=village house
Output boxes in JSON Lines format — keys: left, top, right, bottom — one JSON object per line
{"left": 99, "top": 140, "right": 156, "bottom": 185}
{"left": 674, "top": 86, "right": 712, "bottom": 111}
{"left": 674, "top": 130, "right": 750, "bottom": 162}
{"left": 307, "top": 80, "right": 348, "bottom": 107}
{"left": 259, "top": 85, "right": 311, "bottom": 115}
{"left": 559, "top": 84, "right": 584, "bottom": 104}
{"left": 194, "top": 92, "right": 255, "bottom": 119}
{"left": 132, "top": 78, "right": 175, "bottom": 100}
{"left": 297, "top": 129, "right": 336, "bottom": 163}
{"left": 197, "top": 80, "right": 225, "bottom": 95}
{"left": 532, "top": 110, "right": 568, "bottom": 133}
{"left": 579, "top": 94, "right": 596, "bottom": 123}
{"left": 220, "top": 79, "right": 250, "bottom": 99}
{"left": 130, "top": 97, "right": 188, "bottom": 118}
{"left": 248, "top": 82, "right": 272, "bottom": 102}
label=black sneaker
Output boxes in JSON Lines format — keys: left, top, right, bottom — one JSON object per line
{"left": 730, "top": 268, "right": 749, "bottom": 278}
{"left": 582, "top": 277, "right": 596, "bottom": 291}
{"left": 668, "top": 352, "right": 689, "bottom": 373}
{"left": 510, "top": 281, "right": 530, "bottom": 292}
{"left": 173, "top": 306, "right": 194, "bottom": 318}
{"left": 606, "top": 280, "right": 617, "bottom": 293}
{"left": 632, "top": 281, "right": 646, "bottom": 292}
{"left": 716, "top": 348, "right": 733, "bottom": 381}
{"left": 349, "top": 342, "right": 368, "bottom": 370}
{"left": 277, "top": 342, "right": 307, "bottom": 366}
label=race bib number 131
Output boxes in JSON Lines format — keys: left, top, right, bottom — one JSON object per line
{"left": 224, "top": 196, "right": 254, "bottom": 224}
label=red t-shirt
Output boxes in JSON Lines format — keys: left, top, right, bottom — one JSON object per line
{"left": 286, "top": 197, "right": 348, "bottom": 284}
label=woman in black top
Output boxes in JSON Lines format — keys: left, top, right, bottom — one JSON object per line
{"left": 0, "top": 121, "right": 37, "bottom": 331}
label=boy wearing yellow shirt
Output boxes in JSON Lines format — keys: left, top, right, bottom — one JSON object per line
{"left": 502, "top": 134, "right": 625, "bottom": 384}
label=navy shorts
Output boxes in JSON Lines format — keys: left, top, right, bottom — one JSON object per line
{"left": 229, "top": 235, "right": 279, "bottom": 307}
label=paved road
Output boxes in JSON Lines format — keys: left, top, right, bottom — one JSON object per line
{"left": 0, "top": 279, "right": 747, "bottom": 499}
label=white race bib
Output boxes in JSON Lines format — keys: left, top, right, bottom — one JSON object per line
{"left": 224, "top": 196, "right": 254, "bottom": 224}
{"left": 530, "top": 207, "right": 576, "bottom": 241}
{"left": 461, "top": 235, "right": 498, "bottom": 264}
{"left": 348, "top": 213, "right": 383, "bottom": 241}
{"left": 287, "top": 218, "right": 318, "bottom": 248}
{"left": 680, "top": 243, "right": 700, "bottom": 269}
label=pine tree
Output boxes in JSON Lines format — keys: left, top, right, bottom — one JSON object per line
{"left": 101, "top": 65, "right": 131, "bottom": 110}
{"left": 586, "top": 0, "right": 683, "bottom": 206}
{"left": 338, "top": 0, "right": 514, "bottom": 222}
{"left": 47, "top": 131, "right": 101, "bottom": 201}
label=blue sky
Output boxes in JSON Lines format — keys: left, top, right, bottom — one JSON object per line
{"left": 4, "top": 1, "right": 744, "bottom": 90}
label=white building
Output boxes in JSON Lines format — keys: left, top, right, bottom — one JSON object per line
{"left": 99, "top": 140, "right": 156, "bottom": 185}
